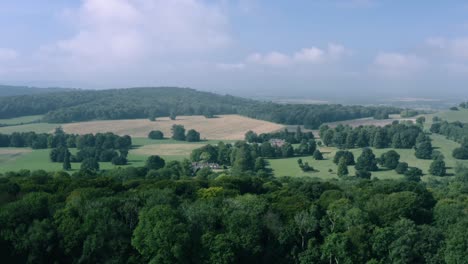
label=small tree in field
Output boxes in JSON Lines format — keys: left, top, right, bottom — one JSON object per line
{"left": 313, "top": 150, "right": 324, "bottom": 160}
{"left": 395, "top": 162, "right": 408, "bottom": 174}
{"left": 146, "top": 155, "right": 166, "bottom": 170}
{"left": 171, "top": 125, "right": 186, "bottom": 141}
{"left": 379, "top": 150, "right": 400, "bottom": 169}
{"left": 148, "top": 130, "right": 164, "bottom": 140}
{"left": 186, "top": 129, "right": 201, "bottom": 142}
{"left": 337, "top": 157, "right": 349, "bottom": 177}
{"left": 429, "top": 158, "right": 446, "bottom": 176}
{"left": 355, "top": 148, "right": 378, "bottom": 171}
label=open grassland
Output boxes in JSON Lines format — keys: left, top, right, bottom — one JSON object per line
{"left": 0, "top": 123, "right": 59, "bottom": 134}
{"left": 268, "top": 132, "right": 468, "bottom": 180}
{"left": 0, "top": 115, "right": 43, "bottom": 125}
{"left": 0, "top": 138, "right": 232, "bottom": 173}
{"left": 426, "top": 109, "right": 468, "bottom": 123}
{"left": 61, "top": 115, "right": 284, "bottom": 140}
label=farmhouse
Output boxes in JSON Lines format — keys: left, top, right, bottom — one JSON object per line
{"left": 269, "top": 138, "right": 286, "bottom": 147}
{"left": 192, "top": 162, "right": 222, "bottom": 172}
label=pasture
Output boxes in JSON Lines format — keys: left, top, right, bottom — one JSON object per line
{"left": 426, "top": 108, "right": 468, "bottom": 123}
{"left": 0, "top": 115, "right": 43, "bottom": 125}
{"left": 268, "top": 133, "right": 468, "bottom": 180}
{"left": 61, "top": 115, "right": 284, "bottom": 140}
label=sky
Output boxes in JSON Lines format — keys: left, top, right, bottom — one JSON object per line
{"left": 1, "top": 0, "right": 468, "bottom": 99}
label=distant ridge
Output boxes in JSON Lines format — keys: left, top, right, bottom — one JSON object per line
{"left": 0, "top": 85, "right": 75, "bottom": 97}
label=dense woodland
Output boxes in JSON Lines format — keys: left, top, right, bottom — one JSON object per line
{"left": 0, "top": 87, "right": 400, "bottom": 128}
{"left": 1, "top": 160, "right": 468, "bottom": 263}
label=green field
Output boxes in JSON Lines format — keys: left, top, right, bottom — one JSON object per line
{"left": 0, "top": 115, "right": 43, "bottom": 125}
{"left": 0, "top": 122, "right": 59, "bottom": 134}
{"left": 426, "top": 108, "right": 468, "bottom": 123}
{"left": 0, "top": 137, "right": 234, "bottom": 173}
{"left": 268, "top": 133, "right": 468, "bottom": 180}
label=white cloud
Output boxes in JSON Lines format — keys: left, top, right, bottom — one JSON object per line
{"left": 40, "top": 0, "right": 230, "bottom": 70}
{"left": 246, "top": 43, "right": 348, "bottom": 67}
{"left": 426, "top": 37, "right": 468, "bottom": 59}
{"left": 294, "top": 47, "right": 324, "bottom": 63}
{"left": 0, "top": 48, "right": 18, "bottom": 60}
{"left": 216, "top": 63, "right": 245, "bottom": 70}
{"left": 373, "top": 52, "right": 426, "bottom": 76}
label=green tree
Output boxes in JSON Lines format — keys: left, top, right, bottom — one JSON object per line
{"left": 333, "top": 150, "right": 355, "bottom": 165}
{"left": 395, "top": 162, "right": 408, "bottom": 174}
{"left": 337, "top": 157, "right": 349, "bottom": 177}
{"left": 62, "top": 148, "right": 71, "bottom": 171}
{"left": 405, "top": 167, "right": 422, "bottom": 182}
{"left": 171, "top": 125, "right": 186, "bottom": 141}
{"left": 415, "top": 140, "right": 433, "bottom": 159}
{"left": 416, "top": 116, "right": 426, "bottom": 125}
{"left": 355, "top": 148, "right": 378, "bottom": 171}
{"left": 186, "top": 129, "right": 201, "bottom": 142}
{"left": 281, "top": 143, "right": 294, "bottom": 158}
{"left": 429, "top": 158, "right": 446, "bottom": 176}
{"left": 379, "top": 150, "right": 400, "bottom": 169}
{"left": 81, "top": 158, "right": 99, "bottom": 171}
{"left": 132, "top": 205, "right": 190, "bottom": 263}
{"left": 146, "top": 155, "right": 166, "bottom": 170}
{"left": 372, "top": 130, "right": 386, "bottom": 149}
{"left": 313, "top": 149, "right": 324, "bottom": 160}
{"left": 148, "top": 130, "right": 164, "bottom": 140}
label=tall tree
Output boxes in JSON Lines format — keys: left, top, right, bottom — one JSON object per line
{"left": 355, "top": 148, "right": 378, "bottom": 171}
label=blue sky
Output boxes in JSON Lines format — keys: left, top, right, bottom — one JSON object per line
{"left": 1, "top": 0, "right": 468, "bottom": 99}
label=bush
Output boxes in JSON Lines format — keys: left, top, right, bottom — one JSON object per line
{"left": 148, "top": 130, "right": 164, "bottom": 140}
{"left": 453, "top": 147, "right": 468, "bottom": 160}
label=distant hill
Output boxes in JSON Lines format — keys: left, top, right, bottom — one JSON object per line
{"left": 0, "top": 86, "right": 401, "bottom": 128}
{"left": 0, "top": 85, "right": 74, "bottom": 97}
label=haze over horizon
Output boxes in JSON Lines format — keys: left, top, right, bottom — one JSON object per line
{"left": 1, "top": 0, "right": 468, "bottom": 99}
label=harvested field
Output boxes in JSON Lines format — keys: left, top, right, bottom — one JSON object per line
{"left": 0, "top": 148, "right": 32, "bottom": 155}
{"left": 61, "top": 115, "right": 284, "bottom": 140}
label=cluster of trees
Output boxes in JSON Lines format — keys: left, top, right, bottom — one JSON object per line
{"left": 0, "top": 130, "right": 71, "bottom": 149}
{"left": 319, "top": 122, "right": 424, "bottom": 150}
{"left": 1, "top": 162, "right": 468, "bottom": 263}
{"left": 191, "top": 140, "right": 317, "bottom": 171}
{"left": 148, "top": 130, "right": 164, "bottom": 140}
{"left": 245, "top": 127, "right": 315, "bottom": 144}
{"left": 171, "top": 125, "right": 201, "bottom": 142}
{"left": 48, "top": 131, "right": 132, "bottom": 169}
{"left": 458, "top": 101, "right": 468, "bottom": 109}
{"left": 430, "top": 121, "right": 468, "bottom": 159}
{"left": 0, "top": 87, "right": 400, "bottom": 129}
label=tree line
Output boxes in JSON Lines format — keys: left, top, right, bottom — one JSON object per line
{"left": 0, "top": 87, "right": 400, "bottom": 129}
{"left": 319, "top": 121, "right": 424, "bottom": 150}
{"left": 0, "top": 160, "right": 467, "bottom": 263}
{"left": 245, "top": 127, "right": 315, "bottom": 144}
